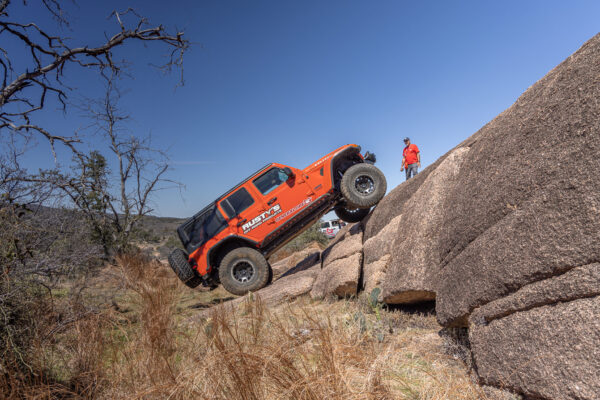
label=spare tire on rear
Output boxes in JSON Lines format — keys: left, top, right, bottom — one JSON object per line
{"left": 340, "top": 163, "right": 387, "bottom": 209}
{"left": 168, "top": 248, "right": 202, "bottom": 288}
{"left": 219, "top": 247, "right": 270, "bottom": 296}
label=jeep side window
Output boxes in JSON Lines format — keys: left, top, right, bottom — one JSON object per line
{"left": 221, "top": 187, "right": 254, "bottom": 219}
{"left": 181, "top": 204, "right": 228, "bottom": 250}
{"left": 253, "top": 167, "right": 289, "bottom": 195}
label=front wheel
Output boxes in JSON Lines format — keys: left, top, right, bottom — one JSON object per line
{"left": 334, "top": 205, "right": 371, "bottom": 223}
{"left": 340, "top": 163, "right": 387, "bottom": 209}
{"left": 218, "top": 247, "right": 270, "bottom": 296}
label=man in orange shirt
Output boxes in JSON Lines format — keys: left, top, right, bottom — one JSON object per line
{"left": 400, "top": 137, "right": 420, "bottom": 180}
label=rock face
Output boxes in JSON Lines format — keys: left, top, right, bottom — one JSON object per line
{"left": 311, "top": 252, "right": 362, "bottom": 299}
{"left": 362, "top": 255, "right": 389, "bottom": 297}
{"left": 249, "top": 265, "right": 319, "bottom": 306}
{"left": 321, "top": 223, "right": 363, "bottom": 267}
{"left": 470, "top": 297, "right": 600, "bottom": 400}
{"left": 363, "top": 162, "right": 436, "bottom": 241}
{"left": 271, "top": 244, "right": 321, "bottom": 279}
{"left": 435, "top": 34, "right": 600, "bottom": 327}
{"left": 279, "top": 251, "right": 321, "bottom": 279}
{"left": 382, "top": 147, "right": 470, "bottom": 304}
{"left": 469, "top": 263, "right": 600, "bottom": 325}
{"left": 362, "top": 214, "right": 402, "bottom": 296}
{"left": 468, "top": 265, "right": 600, "bottom": 399}
{"left": 311, "top": 223, "right": 363, "bottom": 299}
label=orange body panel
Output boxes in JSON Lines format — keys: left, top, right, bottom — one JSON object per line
{"left": 188, "top": 144, "right": 362, "bottom": 277}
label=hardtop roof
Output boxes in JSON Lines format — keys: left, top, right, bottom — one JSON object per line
{"left": 183, "top": 163, "right": 273, "bottom": 223}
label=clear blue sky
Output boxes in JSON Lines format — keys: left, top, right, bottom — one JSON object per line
{"left": 12, "top": 0, "right": 600, "bottom": 217}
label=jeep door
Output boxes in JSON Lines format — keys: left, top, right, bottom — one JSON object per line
{"left": 219, "top": 186, "right": 259, "bottom": 242}
{"left": 237, "top": 165, "right": 312, "bottom": 244}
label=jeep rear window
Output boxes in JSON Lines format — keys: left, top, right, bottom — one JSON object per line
{"left": 179, "top": 204, "right": 227, "bottom": 251}
{"left": 221, "top": 187, "right": 254, "bottom": 218}
{"left": 253, "top": 168, "right": 289, "bottom": 195}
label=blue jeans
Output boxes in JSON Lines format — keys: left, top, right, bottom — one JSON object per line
{"left": 405, "top": 163, "right": 418, "bottom": 180}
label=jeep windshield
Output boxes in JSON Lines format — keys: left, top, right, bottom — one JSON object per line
{"left": 177, "top": 204, "right": 227, "bottom": 253}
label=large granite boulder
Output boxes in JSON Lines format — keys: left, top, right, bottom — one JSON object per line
{"left": 362, "top": 214, "right": 402, "bottom": 296}
{"left": 363, "top": 214, "right": 402, "bottom": 266}
{"left": 467, "top": 264, "right": 600, "bottom": 399}
{"left": 381, "top": 146, "right": 470, "bottom": 304}
{"left": 311, "top": 252, "right": 362, "bottom": 299}
{"left": 247, "top": 265, "right": 319, "bottom": 306}
{"left": 362, "top": 255, "right": 389, "bottom": 296}
{"left": 470, "top": 296, "right": 600, "bottom": 400}
{"left": 435, "top": 33, "right": 600, "bottom": 328}
{"left": 312, "top": 223, "right": 364, "bottom": 299}
{"left": 363, "top": 164, "right": 435, "bottom": 241}
{"left": 321, "top": 222, "right": 363, "bottom": 267}
{"left": 271, "top": 243, "right": 321, "bottom": 278}
{"left": 434, "top": 34, "right": 600, "bottom": 399}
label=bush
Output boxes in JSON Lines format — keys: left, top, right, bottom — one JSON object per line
{"left": 0, "top": 204, "right": 104, "bottom": 397}
{"left": 164, "top": 235, "right": 182, "bottom": 249}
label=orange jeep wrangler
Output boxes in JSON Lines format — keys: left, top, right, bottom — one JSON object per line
{"left": 168, "top": 144, "right": 386, "bottom": 295}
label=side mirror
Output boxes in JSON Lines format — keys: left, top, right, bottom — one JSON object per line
{"left": 283, "top": 167, "right": 295, "bottom": 179}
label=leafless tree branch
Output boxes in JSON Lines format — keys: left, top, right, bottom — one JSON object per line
{"left": 19, "top": 75, "right": 183, "bottom": 257}
{"left": 0, "top": 1, "right": 189, "bottom": 151}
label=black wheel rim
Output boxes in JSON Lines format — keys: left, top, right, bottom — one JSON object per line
{"left": 232, "top": 259, "right": 255, "bottom": 283}
{"left": 355, "top": 175, "right": 375, "bottom": 195}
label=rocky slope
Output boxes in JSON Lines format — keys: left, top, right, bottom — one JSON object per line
{"left": 205, "top": 33, "right": 600, "bottom": 400}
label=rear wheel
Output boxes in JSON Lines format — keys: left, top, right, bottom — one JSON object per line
{"left": 168, "top": 248, "right": 202, "bottom": 288}
{"left": 219, "top": 247, "right": 270, "bottom": 295}
{"left": 340, "top": 163, "right": 386, "bottom": 209}
{"left": 334, "top": 204, "right": 371, "bottom": 223}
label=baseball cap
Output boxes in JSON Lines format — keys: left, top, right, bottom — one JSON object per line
{"left": 403, "top": 137, "right": 410, "bottom": 141}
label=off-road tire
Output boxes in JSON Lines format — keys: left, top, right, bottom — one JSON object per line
{"left": 219, "top": 247, "right": 270, "bottom": 296}
{"left": 168, "top": 248, "right": 202, "bottom": 288}
{"left": 334, "top": 205, "right": 371, "bottom": 223}
{"left": 340, "top": 163, "right": 386, "bottom": 209}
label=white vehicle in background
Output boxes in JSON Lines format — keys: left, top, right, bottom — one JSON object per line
{"left": 319, "top": 219, "right": 347, "bottom": 239}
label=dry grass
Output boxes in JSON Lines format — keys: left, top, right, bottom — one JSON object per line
{"left": 3, "top": 254, "right": 490, "bottom": 399}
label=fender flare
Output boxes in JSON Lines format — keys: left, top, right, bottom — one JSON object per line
{"left": 206, "top": 235, "right": 260, "bottom": 272}
{"left": 330, "top": 145, "right": 363, "bottom": 188}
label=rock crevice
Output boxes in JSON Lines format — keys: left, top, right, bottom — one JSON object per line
{"left": 470, "top": 262, "right": 600, "bottom": 325}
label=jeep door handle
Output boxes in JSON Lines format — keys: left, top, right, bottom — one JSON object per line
{"left": 237, "top": 218, "right": 247, "bottom": 227}
{"left": 267, "top": 197, "right": 277, "bottom": 205}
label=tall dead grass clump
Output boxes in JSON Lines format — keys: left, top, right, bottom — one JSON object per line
{"left": 0, "top": 282, "right": 62, "bottom": 399}
{"left": 0, "top": 280, "right": 111, "bottom": 399}
{"left": 179, "top": 297, "right": 395, "bottom": 400}
{"left": 104, "top": 252, "right": 182, "bottom": 398}
{"left": 168, "top": 296, "right": 490, "bottom": 400}
{"left": 56, "top": 306, "right": 112, "bottom": 398}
